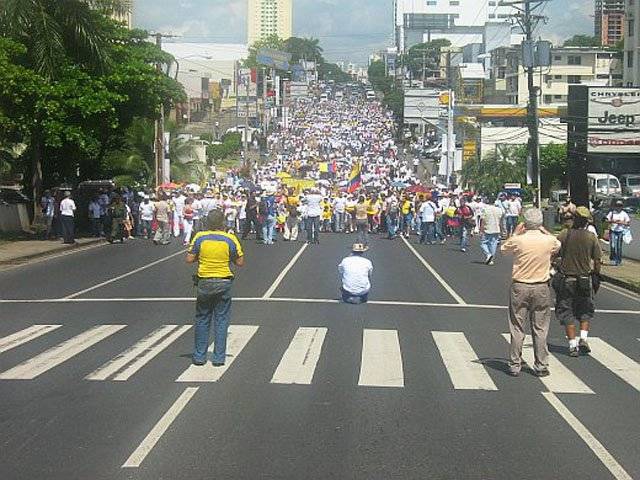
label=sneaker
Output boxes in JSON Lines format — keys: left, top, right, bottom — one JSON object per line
{"left": 485, "top": 255, "right": 493, "bottom": 265}
{"left": 507, "top": 369, "right": 520, "bottom": 377}
{"left": 534, "top": 369, "right": 550, "bottom": 378}
{"left": 569, "top": 346, "right": 580, "bottom": 357}
{"left": 461, "top": 247, "right": 467, "bottom": 252}
{"left": 192, "top": 359, "right": 206, "bottom": 366}
{"left": 488, "top": 260, "right": 495, "bottom": 266}
{"left": 212, "top": 362, "right": 225, "bottom": 367}
{"left": 578, "top": 339, "right": 591, "bottom": 355}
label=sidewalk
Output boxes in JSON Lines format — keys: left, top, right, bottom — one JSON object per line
{"left": 601, "top": 257, "right": 640, "bottom": 294}
{"left": 0, "top": 237, "right": 105, "bottom": 265}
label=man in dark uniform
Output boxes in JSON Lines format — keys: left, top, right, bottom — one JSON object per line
{"left": 554, "top": 206, "right": 602, "bottom": 357}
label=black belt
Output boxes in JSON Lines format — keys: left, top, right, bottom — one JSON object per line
{"left": 198, "top": 276, "right": 233, "bottom": 281}
{"left": 513, "top": 280, "right": 549, "bottom": 285}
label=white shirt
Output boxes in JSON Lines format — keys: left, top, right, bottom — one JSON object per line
{"left": 140, "top": 202, "right": 155, "bottom": 221}
{"left": 173, "top": 195, "right": 186, "bottom": 216}
{"left": 607, "top": 210, "right": 630, "bottom": 232}
{"left": 334, "top": 197, "right": 347, "bottom": 213}
{"left": 338, "top": 255, "right": 373, "bottom": 295}
{"left": 419, "top": 201, "right": 437, "bottom": 222}
{"left": 506, "top": 199, "right": 521, "bottom": 216}
{"left": 60, "top": 198, "right": 76, "bottom": 217}
{"left": 306, "top": 194, "right": 324, "bottom": 217}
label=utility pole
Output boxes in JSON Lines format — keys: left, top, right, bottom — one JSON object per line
{"left": 504, "top": 0, "right": 550, "bottom": 207}
{"left": 152, "top": 32, "right": 177, "bottom": 188}
{"left": 447, "top": 90, "right": 454, "bottom": 188}
{"left": 422, "top": 51, "right": 427, "bottom": 88}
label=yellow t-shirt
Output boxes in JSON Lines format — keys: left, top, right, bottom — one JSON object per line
{"left": 189, "top": 230, "right": 243, "bottom": 279}
{"left": 401, "top": 200, "right": 412, "bottom": 215}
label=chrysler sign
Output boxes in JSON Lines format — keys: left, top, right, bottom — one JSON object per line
{"left": 587, "top": 88, "right": 640, "bottom": 153}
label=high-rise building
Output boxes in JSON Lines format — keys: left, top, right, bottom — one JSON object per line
{"left": 595, "top": 0, "right": 625, "bottom": 46}
{"left": 109, "top": 0, "right": 133, "bottom": 28}
{"left": 247, "top": 0, "right": 293, "bottom": 46}
{"left": 394, "top": 0, "right": 516, "bottom": 52}
{"left": 623, "top": 0, "right": 639, "bottom": 85}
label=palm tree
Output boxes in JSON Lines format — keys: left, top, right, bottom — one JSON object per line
{"left": 0, "top": 0, "right": 130, "bottom": 78}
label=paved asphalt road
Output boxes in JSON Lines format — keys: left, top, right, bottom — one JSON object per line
{"left": 0, "top": 232, "right": 639, "bottom": 480}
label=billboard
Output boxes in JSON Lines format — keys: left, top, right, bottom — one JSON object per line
{"left": 587, "top": 88, "right": 640, "bottom": 154}
{"left": 403, "top": 89, "right": 442, "bottom": 124}
{"left": 256, "top": 48, "right": 292, "bottom": 71}
{"left": 289, "top": 82, "right": 309, "bottom": 98}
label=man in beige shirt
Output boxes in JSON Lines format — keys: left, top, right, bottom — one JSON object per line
{"left": 500, "top": 208, "right": 561, "bottom": 377}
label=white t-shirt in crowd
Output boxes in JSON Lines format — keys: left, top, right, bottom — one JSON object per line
{"left": 482, "top": 205, "right": 504, "bottom": 235}
{"left": 306, "top": 194, "right": 324, "bottom": 217}
{"left": 140, "top": 202, "right": 155, "bottom": 221}
{"left": 338, "top": 255, "right": 373, "bottom": 295}
{"left": 607, "top": 210, "right": 630, "bottom": 232}
{"left": 60, "top": 198, "right": 76, "bottom": 217}
{"left": 506, "top": 199, "right": 521, "bottom": 216}
{"left": 334, "top": 197, "right": 347, "bottom": 213}
{"left": 419, "top": 201, "right": 437, "bottom": 222}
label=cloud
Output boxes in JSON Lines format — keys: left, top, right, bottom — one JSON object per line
{"left": 133, "top": 0, "right": 597, "bottom": 64}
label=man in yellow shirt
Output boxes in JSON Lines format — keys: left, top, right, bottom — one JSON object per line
{"left": 187, "top": 210, "right": 244, "bottom": 366}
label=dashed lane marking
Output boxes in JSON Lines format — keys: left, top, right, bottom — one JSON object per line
{"left": 262, "top": 243, "right": 308, "bottom": 298}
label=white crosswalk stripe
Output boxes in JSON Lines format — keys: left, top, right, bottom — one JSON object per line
{"left": 176, "top": 325, "right": 259, "bottom": 382}
{"left": 432, "top": 331, "right": 497, "bottom": 391}
{"left": 588, "top": 338, "right": 640, "bottom": 393}
{"left": 358, "top": 329, "right": 404, "bottom": 388}
{"left": 0, "top": 325, "right": 126, "bottom": 380}
{"left": 86, "top": 325, "right": 191, "bottom": 381}
{"left": 0, "top": 325, "right": 62, "bottom": 354}
{"left": 271, "top": 327, "right": 327, "bottom": 385}
{"left": 502, "top": 334, "right": 594, "bottom": 394}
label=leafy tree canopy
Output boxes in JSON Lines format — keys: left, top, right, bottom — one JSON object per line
{"left": 562, "top": 35, "right": 601, "bottom": 48}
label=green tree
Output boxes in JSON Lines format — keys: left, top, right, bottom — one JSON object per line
{"left": 318, "top": 63, "right": 352, "bottom": 83}
{"left": 284, "top": 37, "right": 324, "bottom": 64}
{"left": 383, "top": 89, "right": 405, "bottom": 122}
{"left": 405, "top": 39, "right": 451, "bottom": 80}
{"left": 367, "top": 60, "right": 393, "bottom": 94}
{"left": 562, "top": 35, "right": 601, "bottom": 48}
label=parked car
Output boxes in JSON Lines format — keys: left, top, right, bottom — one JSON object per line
{"left": 619, "top": 174, "right": 640, "bottom": 197}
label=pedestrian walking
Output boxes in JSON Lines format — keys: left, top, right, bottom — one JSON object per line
{"left": 338, "top": 243, "right": 373, "bottom": 304}
{"left": 40, "top": 190, "right": 55, "bottom": 240}
{"left": 501, "top": 209, "right": 561, "bottom": 377}
{"left": 606, "top": 200, "right": 631, "bottom": 266}
{"left": 153, "top": 194, "right": 171, "bottom": 245}
{"left": 480, "top": 195, "right": 503, "bottom": 265}
{"left": 419, "top": 195, "right": 438, "bottom": 244}
{"left": 553, "top": 207, "right": 602, "bottom": 357}
{"left": 59, "top": 191, "right": 76, "bottom": 244}
{"left": 187, "top": 210, "right": 244, "bottom": 366}
{"left": 139, "top": 196, "right": 154, "bottom": 239}
{"left": 305, "top": 188, "right": 323, "bottom": 244}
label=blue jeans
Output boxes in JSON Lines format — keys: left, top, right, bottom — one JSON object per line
{"left": 193, "top": 279, "right": 233, "bottom": 364}
{"left": 610, "top": 230, "right": 624, "bottom": 265}
{"left": 387, "top": 213, "right": 399, "bottom": 238}
{"left": 506, "top": 216, "right": 518, "bottom": 236}
{"left": 307, "top": 216, "right": 320, "bottom": 242}
{"left": 341, "top": 288, "right": 369, "bottom": 304}
{"left": 334, "top": 212, "right": 345, "bottom": 232}
{"left": 140, "top": 219, "right": 153, "bottom": 238}
{"left": 481, "top": 233, "right": 500, "bottom": 257}
{"left": 460, "top": 226, "right": 470, "bottom": 250}
{"left": 262, "top": 215, "right": 276, "bottom": 244}
{"left": 420, "top": 221, "right": 435, "bottom": 244}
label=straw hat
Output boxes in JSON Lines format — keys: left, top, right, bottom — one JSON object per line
{"left": 352, "top": 243, "right": 369, "bottom": 253}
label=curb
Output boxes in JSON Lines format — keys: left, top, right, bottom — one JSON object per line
{"left": 601, "top": 274, "right": 640, "bottom": 295}
{"left": 0, "top": 238, "right": 106, "bottom": 266}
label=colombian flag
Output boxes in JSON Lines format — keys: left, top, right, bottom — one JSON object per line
{"left": 347, "top": 161, "right": 362, "bottom": 193}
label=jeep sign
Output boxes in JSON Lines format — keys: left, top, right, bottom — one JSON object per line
{"left": 587, "top": 88, "right": 640, "bottom": 153}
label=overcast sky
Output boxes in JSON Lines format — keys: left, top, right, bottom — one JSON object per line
{"left": 134, "top": 0, "right": 594, "bottom": 64}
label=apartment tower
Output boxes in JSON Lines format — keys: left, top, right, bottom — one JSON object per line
{"left": 247, "top": 0, "right": 293, "bottom": 46}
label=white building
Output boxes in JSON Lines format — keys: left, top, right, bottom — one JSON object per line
{"left": 624, "top": 0, "right": 639, "bottom": 85}
{"left": 394, "top": 0, "right": 517, "bottom": 52}
{"left": 247, "top": 0, "right": 293, "bottom": 46}
{"left": 488, "top": 46, "right": 624, "bottom": 106}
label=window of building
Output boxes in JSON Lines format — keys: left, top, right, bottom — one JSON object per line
{"left": 450, "top": 0, "right": 460, "bottom": 5}
{"left": 554, "top": 75, "right": 562, "bottom": 79}
{"left": 629, "top": 20, "right": 635, "bottom": 37}
{"left": 567, "top": 75, "right": 582, "bottom": 84}
{"left": 628, "top": 51, "right": 634, "bottom": 68}
{"left": 426, "top": 0, "right": 437, "bottom": 5}
{"left": 554, "top": 55, "right": 562, "bottom": 61}
{"left": 554, "top": 95, "right": 563, "bottom": 100}
{"left": 544, "top": 95, "right": 553, "bottom": 103}
{"left": 567, "top": 56, "right": 582, "bottom": 65}
{"left": 488, "top": 14, "right": 496, "bottom": 18}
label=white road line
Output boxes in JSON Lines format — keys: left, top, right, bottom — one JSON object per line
{"left": 176, "top": 325, "right": 259, "bottom": 382}
{"left": 64, "top": 250, "right": 186, "bottom": 299}
{"left": 602, "top": 283, "right": 640, "bottom": 303}
{"left": 262, "top": 243, "right": 308, "bottom": 298}
{"left": 122, "top": 387, "right": 199, "bottom": 468}
{"left": 2, "top": 297, "right": 640, "bottom": 315}
{"left": 400, "top": 236, "right": 466, "bottom": 305}
{"left": 587, "top": 338, "right": 640, "bottom": 393}
{"left": 501, "top": 334, "right": 594, "bottom": 394}
{"left": 0, "top": 325, "right": 126, "bottom": 380}
{"left": 86, "top": 325, "right": 191, "bottom": 381}
{"left": 432, "top": 331, "right": 497, "bottom": 391}
{"left": 358, "top": 329, "right": 404, "bottom": 388}
{"left": 271, "top": 327, "right": 327, "bottom": 385}
{"left": 0, "top": 325, "right": 62, "bottom": 354}
{"left": 542, "top": 392, "right": 633, "bottom": 480}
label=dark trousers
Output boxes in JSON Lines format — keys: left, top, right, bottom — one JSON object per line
{"left": 341, "top": 288, "right": 368, "bottom": 304}
{"left": 90, "top": 218, "right": 101, "bottom": 237}
{"left": 243, "top": 215, "right": 260, "bottom": 239}
{"left": 61, "top": 215, "right": 75, "bottom": 243}
{"left": 193, "top": 279, "right": 233, "bottom": 364}
{"left": 306, "top": 216, "right": 320, "bottom": 243}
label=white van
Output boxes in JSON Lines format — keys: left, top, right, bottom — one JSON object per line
{"left": 335, "top": 91, "right": 344, "bottom": 101}
{"left": 587, "top": 173, "right": 621, "bottom": 196}
{"left": 619, "top": 174, "right": 640, "bottom": 196}
{"left": 319, "top": 92, "right": 328, "bottom": 102}
{"left": 366, "top": 90, "right": 376, "bottom": 101}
